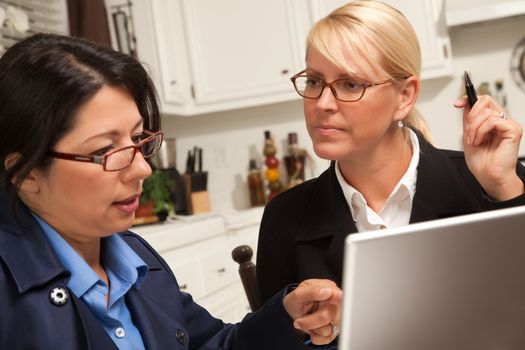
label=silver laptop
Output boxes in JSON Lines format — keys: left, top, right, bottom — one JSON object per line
{"left": 339, "top": 205, "right": 525, "bottom": 350}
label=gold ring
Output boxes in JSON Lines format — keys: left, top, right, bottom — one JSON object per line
{"left": 329, "top": 320, "right": 340, "bottom": 337}
{"left": 499, "top": 111, "right": 507, "bottom": 120}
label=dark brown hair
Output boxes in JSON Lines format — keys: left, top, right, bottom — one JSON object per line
{"left": 0, "top": 33, "right": 161, "bottom": 200}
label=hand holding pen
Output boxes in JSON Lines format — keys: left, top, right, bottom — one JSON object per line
{"left": 453, "top": 70, "right": 524, "bottom": 201}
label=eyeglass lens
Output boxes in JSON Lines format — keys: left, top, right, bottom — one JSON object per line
{"left": 105, "top": 134, "right": 162, "bottom": 171}
{"left": 293, "top": 76, "right": 364, "bottom": 101}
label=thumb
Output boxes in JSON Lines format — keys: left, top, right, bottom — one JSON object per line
{"left": 299, "top": 286, "right": 334, "bottom": 304}
{"left": 454, "top": 96, "right": 467, "bottom": 108}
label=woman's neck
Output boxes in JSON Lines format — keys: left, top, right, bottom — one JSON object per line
{"left": 338, "top": 131, "right": 413, "bottom": 212}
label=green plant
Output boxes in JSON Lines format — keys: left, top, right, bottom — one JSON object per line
{"left": 140, "top": 170, "right": 175, "bottom": 215}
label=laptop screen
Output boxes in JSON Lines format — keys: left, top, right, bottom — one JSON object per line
{"left": 339, "top": 205, "right": 525, "bottom": 350}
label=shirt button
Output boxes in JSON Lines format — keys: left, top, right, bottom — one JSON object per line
{"left": 115, "top": 327, "right": 126, "bottom": 338}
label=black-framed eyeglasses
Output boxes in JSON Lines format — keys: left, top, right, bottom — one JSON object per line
{"left": 47, "top": 130, "right": 163, "bottom": 171}
{"left": 290, "top": 69, "right": 407, "bottom": 102}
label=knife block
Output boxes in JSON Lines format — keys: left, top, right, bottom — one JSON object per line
{"left": 183, "top": 172, "right": 211, "bottom": 214}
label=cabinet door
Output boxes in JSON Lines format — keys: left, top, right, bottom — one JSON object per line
{"left": 308, "top": 0, "right": 452, "bottom": 79}
{"left": 105, "top": 0, "right": 191, "bottom": 112}
{"left": 148, "top": 0, "right": 191, "bottom": 107}
{"left": 181, "top": 0, "right": 308, "bottom": 107}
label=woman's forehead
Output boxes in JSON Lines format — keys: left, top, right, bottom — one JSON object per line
{"left": 61, "top": 86, "right": 142, "bottom": 140}
{"left": 306, "top": 45, "right": 385, "bottom": 80}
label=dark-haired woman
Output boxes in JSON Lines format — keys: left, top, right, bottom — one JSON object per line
{"left": 0, "top": 33, "right": 341, "bottom": 349}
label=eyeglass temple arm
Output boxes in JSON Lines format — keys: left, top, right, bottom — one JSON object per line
{"left": 47, "top": 151, "right": 105, "bottom": 165}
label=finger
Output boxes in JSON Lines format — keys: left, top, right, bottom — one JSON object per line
{"left": 309, "top": 321, "right": 340, "bottom": 345}
{"left": 310, "top": 324, "right": 333, "bottom": 338}
{"left": 471, "top": 113, "right": 506, "bottom": 146}
{"left": 294, "top": 303, "right": 336, "bottom": 331}
{"left": 460, "top": 95, "right": 496, "bottom": 139}
{"left": 309, "top": 327, "right": 335, "bottom": 345}
{"left": 323, "top": 287, "right": 343, "bottom": 306}
{"left": 453, "top": 95, "right": 468, "bottom": 108}
{"left": 472, "top": 113, "right": 521, "bottom": 146}
{"left": 292, "top": 284, "right": 335, "bottom": 306}
{"left": 464, "top": 103, "right": 499, "bottom": 145}
{"left": 467, "top": 108, "right": 500, "bottom": 145}
{"left": 283, "top": 279, "right": 340, "bottom": 321}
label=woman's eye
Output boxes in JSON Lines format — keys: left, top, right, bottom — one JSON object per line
{"left": 131, "top": 133, "right": 144, "bottom": 144}
{"left": 305, "top": 77, "right": 322, "bottom": 88}
{"left": 339, "top": 80, "right": 362, "bottom": 91}
{"left": 92, "top": 146, "right": 113, "bottom": 157}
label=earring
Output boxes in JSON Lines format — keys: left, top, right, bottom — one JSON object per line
{"left": 397, "top": 120, "right": 404, "bottom": 128}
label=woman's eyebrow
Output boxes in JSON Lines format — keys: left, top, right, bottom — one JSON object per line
{"left": 82, "top": 118, "right": 144, "bottom": 143}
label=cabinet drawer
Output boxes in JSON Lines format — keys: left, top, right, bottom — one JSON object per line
{"left": 162, "top": 251, "right": 206, "bottom": 299}
{"left": 200, "top": 247, "right": 237, "bottom": 295}
{"left": 198, "top": 284, "right": 246, "bottom": 324}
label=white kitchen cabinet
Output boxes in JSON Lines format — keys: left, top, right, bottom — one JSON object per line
{"left": 308, "top": 0, "right": 453, "bottom": 80}
{"left": 445, "top": 0, "right": 525, "bottom": 27}
{"left": 130, "top": 208, "right": 263, "bottom": 323}
{"left": 106, "top": 0, "right": 452, "bottom": 115}
{"left": 106, "top": 0, "right": 310, "bottom": 116}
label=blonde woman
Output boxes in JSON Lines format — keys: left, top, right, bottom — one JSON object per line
{"left": 257, "top": 0, "right": 524, "bottom": 304}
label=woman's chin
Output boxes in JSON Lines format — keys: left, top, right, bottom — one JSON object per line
{"left": 106, "top": 215, "right": 135, "bottom": 234}
{"left": 313, "top": 144, "right": 347, "bottom": 161}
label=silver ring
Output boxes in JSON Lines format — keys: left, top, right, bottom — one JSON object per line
{"left": 329, "top": 320, "right": 340, "bottom": 337}
{"left": 499, "top": 111, "right": 507, "bottom": 120}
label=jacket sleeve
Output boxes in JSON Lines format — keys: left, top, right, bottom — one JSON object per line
{"left": 452, "top": 157, "right": 525, "bottom": 210}
{"left": 127, "top": 233, "right": 334, "bottom": 350}
{"left": 187, "top": 286, "right": 333, "bottom": 350}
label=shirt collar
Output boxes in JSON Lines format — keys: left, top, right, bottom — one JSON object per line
{"left": 31, "top": 214, "right": 148, "bottom": 298}
{"left": 335, "top": 128, "right": 420, "bottom": 221}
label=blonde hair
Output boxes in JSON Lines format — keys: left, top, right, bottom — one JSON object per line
{"left": 306, "top": 0, "right": 433, "bottom": 143}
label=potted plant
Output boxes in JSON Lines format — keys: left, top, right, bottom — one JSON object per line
{"left": 137, "top": 169, "right": 175, "bottom": 221}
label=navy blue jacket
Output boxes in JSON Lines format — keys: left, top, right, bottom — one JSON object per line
{"left": 0, "top": 192, "right": 324, "bottom": 350}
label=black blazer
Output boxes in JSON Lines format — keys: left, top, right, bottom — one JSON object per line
{"left": 256, "top": 134, "right": 525, "bottom": 304}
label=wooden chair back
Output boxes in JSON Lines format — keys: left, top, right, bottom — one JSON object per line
{"left": 231, "top": 244, "right": 261, "bottom": 312}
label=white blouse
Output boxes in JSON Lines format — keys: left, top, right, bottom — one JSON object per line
{"left": 335, "top": 129, "right": 420, "bottom": 232}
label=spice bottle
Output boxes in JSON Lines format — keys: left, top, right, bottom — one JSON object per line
{"left": 284, "top": 132, "right": 306, "bottom": 188}
{"left": 247, "top": 159, "right": 265, "bottom": 207}
{"left": 263, "top": 130, "right": 282, "bottom": 201}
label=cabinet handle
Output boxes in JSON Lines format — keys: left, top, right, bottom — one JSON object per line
{"left": 180, "top": 283, "right": 188, "bottom": 290}
{"left": 217, "top": 267, "right": 226, "bottom": 274}
{"left": 281, "top": 69, "right": 289, "bottom": 75}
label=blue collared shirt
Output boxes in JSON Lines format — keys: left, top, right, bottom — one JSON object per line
{"left": 33, "top": 214, "right": 148, "bottom": 350}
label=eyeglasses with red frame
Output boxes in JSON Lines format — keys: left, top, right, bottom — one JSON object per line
{"left": 47, "top": 130, "right": 163, "bottom": 171}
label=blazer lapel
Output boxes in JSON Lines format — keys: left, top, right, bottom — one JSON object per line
{"left": 126, "top": 287, "right": 183, "bottom": 350}
{"left": 410, "top": 136, "right": 482, "bottom": 223}
{"left": 297, "top": 162, "right": 357, "bottom": 241}
{"left": 296, "top": 163, "right": 357, "bottom": 281}
{"left": 70, "top": 296, "right": 119, "bottom": 350}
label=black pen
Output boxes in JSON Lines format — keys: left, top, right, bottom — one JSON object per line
{"left": 464, "top": 71, "right": 477, "bottom": 108}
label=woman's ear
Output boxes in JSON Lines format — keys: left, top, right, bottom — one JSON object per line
{"left": 4, "top": 153, "right": 41, "bottom": 193}
{"left": 394, "top": 76, "right": 420, "bottom": 121}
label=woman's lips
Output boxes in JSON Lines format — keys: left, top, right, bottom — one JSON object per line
{"left": 113, "top": 194, "right": 140, "bottom": 214}
{"left": 316, "top": 124, "right": 344, "bottom": 136}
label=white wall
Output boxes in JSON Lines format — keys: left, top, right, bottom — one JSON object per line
{"left": 163, "top": 15, "right": 525, "bottom": 213}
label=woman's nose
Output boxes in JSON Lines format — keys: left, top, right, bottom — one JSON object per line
{"left": 125, "top": 151, "right": 152, "bottom": 180}
{"left": 316, "top": 86, "right": 338, "bottom": 111}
